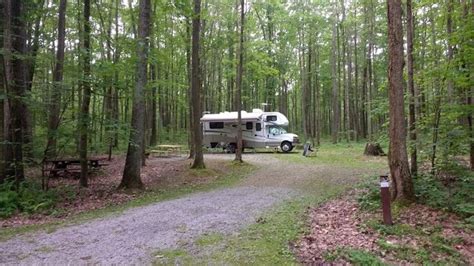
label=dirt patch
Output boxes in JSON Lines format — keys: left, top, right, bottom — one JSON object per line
{"left": 296, "top": 192, "right": 473, "bottom": 264}
{"left": 1, "top": 156, "right": 229, "bottom": 228}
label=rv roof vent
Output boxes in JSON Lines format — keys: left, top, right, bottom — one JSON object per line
{"left": 202, "top": 111, "right": 210, "bottom": 115}
{"left": 252, "top": 108, "right": 263, "bottom": 113}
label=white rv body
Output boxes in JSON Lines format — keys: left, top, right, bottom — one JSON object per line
{"left": 200, "top": 109, "right": 299, "bottom": 153}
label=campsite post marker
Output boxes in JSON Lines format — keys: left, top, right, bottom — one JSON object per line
{"left": 380, "top": 175, "right": 393, "bottom": 225}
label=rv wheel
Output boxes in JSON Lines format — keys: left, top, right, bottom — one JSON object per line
{"left": 280, "top": 141, "right": 293, "bottom": 153}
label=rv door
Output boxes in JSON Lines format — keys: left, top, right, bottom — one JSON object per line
{"left": 250, "top": 122, "right": 266, "bottom": 148}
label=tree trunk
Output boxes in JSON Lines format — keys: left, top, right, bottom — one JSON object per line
{"left": 234, "top": 0, "right": 244, "bottom": 163}
{"left": 0, "top": 0, "right": 5, "bottom": 182}
{"left": 119, "top": 0, "right": 151, "bottom": 189}
{"left": 112, "top": 0, "right": 120, "bottom": 149}
{"left": 79, "top": 0, "right": 92, "bottom": 187}
{"left": 387, "top": 0, "right": 414, "bottom": 202}
{"left": 5, "top": 0, "right": 27, "bottom": 183}
{"left": 407, "top": 0, "right": 417, "bottom": 176}
{"left": 330, "top": 7, "right": 339, "bottom": 144}
{"left": 45, "top": 0, "right": 67, "bottom": 159}
{"left": 150, "top": 63, "right": 158, "bottom": 147}
{"left": 364, "top": 143, "right": 386, "bottom": 156}
{"left": 446, "top": 0, "right": 454, "bottom": 102}
{"left": 190, "top": 0, "right": 205, "bottom": 169}
{"left": 186, "top": 18, "right": 195, "bottom": 159}
{"left": 22, "top": 0, "right": 45, "bottom": 160}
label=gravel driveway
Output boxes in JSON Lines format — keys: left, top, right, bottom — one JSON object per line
{"left": 0, "top": 152, "right": 381, "bottom": 264}
{"left": 0, "top": 154, "right": 297, "bottom": 265}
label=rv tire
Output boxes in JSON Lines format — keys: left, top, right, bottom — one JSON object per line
{"left": 281, "top": 141, "right": 293, "bottom": 153}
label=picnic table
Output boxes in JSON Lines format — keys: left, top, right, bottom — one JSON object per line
{"left": 149, "top": 145, "right": 185, "bottom": 157}
{"left": 42, "top": 158, "right": 108, "bottom": 178}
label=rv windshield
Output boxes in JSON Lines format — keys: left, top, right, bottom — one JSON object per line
{"left": 268, "top": 126, "right": 287, "bottom": 135}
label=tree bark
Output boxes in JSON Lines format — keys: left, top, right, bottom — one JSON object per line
{"left": 120, "top": 0, "right": 151, "bottom": 189}
{"left": 190, "top": 0, "right": 205, "bottom": 169}
{"left": 387, "top": 0, "right": 414, "bottom": 202}
{"left": 234, "top": 0, "right": 244, "bottom": 162}
{"left": 0, "top": 0, "right": 5, "bottom": 182}
{"left": 22, "top": 0, "right": 45, "bottom": 160}
{"left": 407, "top": 0, "right": 417, "bottom": 176}
{"left": 5, "top": 0, "right": 27, "bottom": 183}
{"left": 330, "top": 6, "right": 339, "bottom": 144}
{"left": 79, "top": 0, "right": 92, "bottom": 187}
{"left": 45, "top": 0, "right": 67, "bottom": 160}
{"left": 446, "top": 0, "right": 454, "bottom": 102}
{"left": 186, "top": 17, "right": 195, "bottom": 159}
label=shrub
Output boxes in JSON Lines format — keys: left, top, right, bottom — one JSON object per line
{"left": 414, "top": 170, "right": 474, "bottom": 220}
{"left": 0, "top": 180, "right": 58, "bottom": 218}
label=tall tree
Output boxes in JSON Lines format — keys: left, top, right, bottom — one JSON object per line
{"left": 407, "top": 0, "right": 417, "bottom": 175}
{"left": 79, "top": 0, "right": 92, "bottom": 187}
{"left": 45, "top": 0, "right": 67, "bottom": 159}
{"left": 119, "top": 0, "right": 151, "bottom": 188}
{"left": 4, "top": 0, "right": 27, "bottom": 183}
{"left": 191, "top": 0, "right": 205, "bottom": 169}
{"left": 0, "top": 0, "right": 6, "bottom": 182}
{"left": 387, "top": 0, "right": 414, "bottom": 201}
{"left": 330, "top": 4, "right": 339, "bottom": 144}
{"left": 186, "top": 17, "right": 195, "bottom": 159}
{"left": 234, "top": 0, "right": 244, "bottom": 162}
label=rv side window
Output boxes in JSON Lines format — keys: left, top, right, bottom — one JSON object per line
{"left": 246, "top": 122, "right": 253, "bottom": 130}
{"left": 209, "top": 122, "right": 224, "bottom": 129}
{"left": 265, "top": 115, "right": 277, "bottom": 122}
{"left": 256, "top": 123, "right": 262, "bottom": 131}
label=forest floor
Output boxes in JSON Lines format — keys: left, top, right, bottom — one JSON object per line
{"left": 296, "top": 191, "right": 473, "bottom": 265}
{"left": 1, "top": 143, "right": 471, "bottom": 264}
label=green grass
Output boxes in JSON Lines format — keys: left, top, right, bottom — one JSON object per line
{"left": 324, "top": 248, "right": 386, "bottom": 265}
{"left": 368, "top": 220, "right": 419, "bottom": 237}
{"left": 153, "top": 249, "right": 194, "bottom": 265}
{"left": 0, "top": 162, "right": 254, "bottom": 242}
{"left": 284, "top": 141, "right": 387, "bottom": 170}
{"left": 195, "top": 232, "right": 225, "bottom": 247}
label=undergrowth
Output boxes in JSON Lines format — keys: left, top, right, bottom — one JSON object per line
{"left": 0, "top": 180, "right": 60, "bottom": 218}
{"left": 357, "top": 164, "right": 473, "bottom": 223}
{"left": 354, "top": 164, "right": 472, "bottom": 264}
{"left": 414, "top": 167, "right": 474, "bottom": 222}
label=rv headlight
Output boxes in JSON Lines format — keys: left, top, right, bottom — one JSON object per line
{"left": 293, "top": 137, "right": 299, "bottom": 143}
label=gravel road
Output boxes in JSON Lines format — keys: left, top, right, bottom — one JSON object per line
{"left": 0, "top": 152, "right": 382, "bottom": 265}
{"left": 0, "top": 154, "right": 297, "bottom": 265}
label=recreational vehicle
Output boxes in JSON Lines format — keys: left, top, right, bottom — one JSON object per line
{"left": 201, "top": 109, "right": 299, "bottom": 153}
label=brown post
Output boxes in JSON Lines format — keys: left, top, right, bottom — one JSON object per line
{"left": 380, "top": 175, "right": 393, "bottom": 225}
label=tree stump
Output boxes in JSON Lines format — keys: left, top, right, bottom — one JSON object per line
{"left": 364, "top": 143, "right": 386, "bottom": 156}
